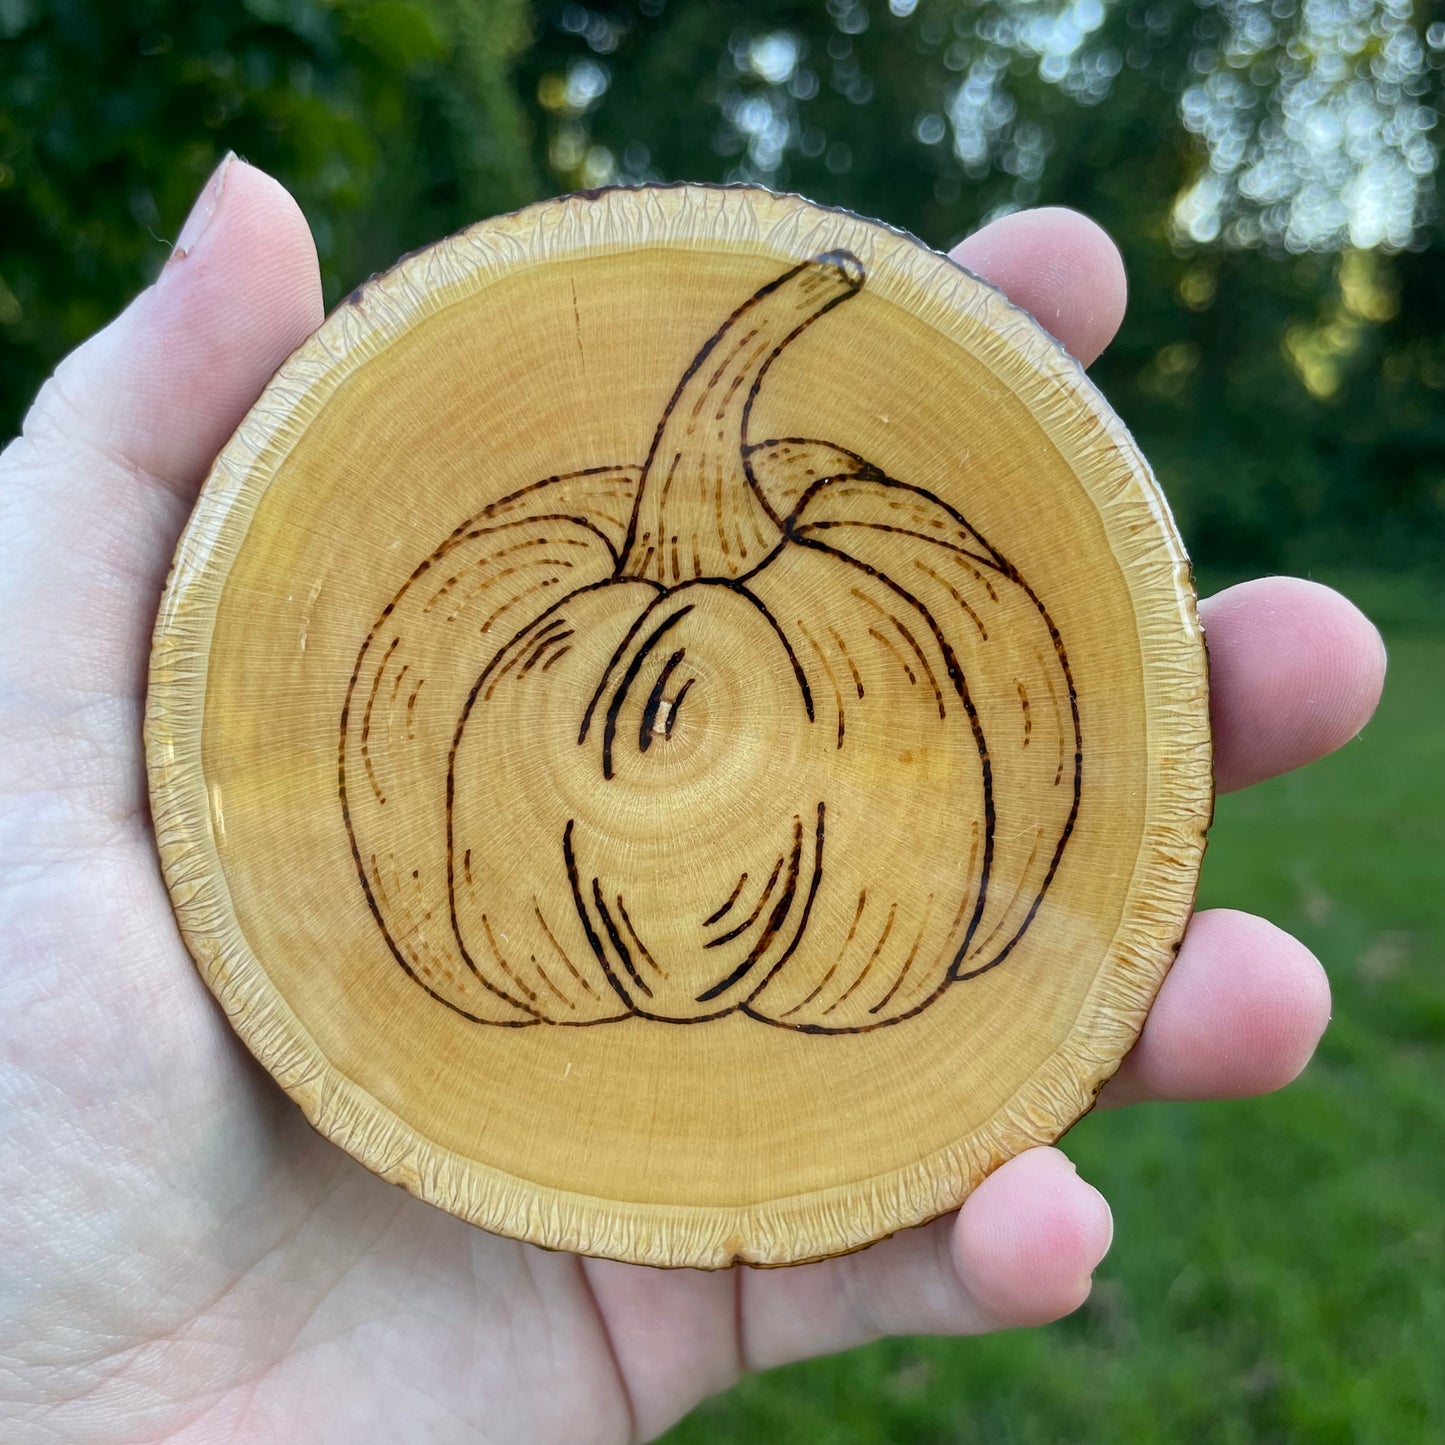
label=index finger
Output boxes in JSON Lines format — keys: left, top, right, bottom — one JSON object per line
{"left": 950, "top": 206, "right": 1128, "bottom": 366}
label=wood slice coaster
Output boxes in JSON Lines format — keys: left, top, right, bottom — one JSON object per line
{"left": 146, "top": 185, "right": 1212, "bottom": 1268}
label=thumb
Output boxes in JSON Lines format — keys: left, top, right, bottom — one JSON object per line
{"left": 0, "top": 155, "right": 324, "bottom": 707}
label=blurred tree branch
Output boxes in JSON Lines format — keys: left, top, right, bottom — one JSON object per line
{"left": 1, "top": 0, "right": 1440, "bottom": 572}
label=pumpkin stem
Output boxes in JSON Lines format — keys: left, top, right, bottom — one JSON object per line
{"left": 617, "top": 251, "right": 865, "bottom": 584}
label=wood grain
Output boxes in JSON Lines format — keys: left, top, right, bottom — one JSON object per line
{"left": 145, "top": 185, "right": 1212, "bottom": 1268}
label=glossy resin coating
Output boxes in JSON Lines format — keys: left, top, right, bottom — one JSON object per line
{"left": 146, "top": 185, "right": 1211, "bottom": 1267}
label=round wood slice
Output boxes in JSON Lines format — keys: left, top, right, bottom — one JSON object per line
{"left": 146, "top": 185, "right": 1211, "bottom": 1268}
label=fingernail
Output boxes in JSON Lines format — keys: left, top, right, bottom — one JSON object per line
{"left": 1083, "top": 1180, "right": 1114, "bottom": 1264}
{"left": 171, "top": 152, "right": 236, "bottom": 262}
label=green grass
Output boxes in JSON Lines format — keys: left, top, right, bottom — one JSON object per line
{"left": 662, "top": 570, "right": 1444, "bottom": 1445}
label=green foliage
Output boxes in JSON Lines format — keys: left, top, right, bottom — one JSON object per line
{"left": 0, "top": 0, "right": 537, "bottom": 437}
{"left": 4, "top": 0, "right": 1439, "bottom": 573}
{"left": 2, "top": 0, "right": 1442, "bottom": 573}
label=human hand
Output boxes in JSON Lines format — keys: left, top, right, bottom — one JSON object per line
{"left": 0, "top": 159, "right": 1385, "bottom": 1444}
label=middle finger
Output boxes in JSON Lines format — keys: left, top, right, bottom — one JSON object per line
{"left": 1096, "top": 907, "right": 1331, "bottom": 1108}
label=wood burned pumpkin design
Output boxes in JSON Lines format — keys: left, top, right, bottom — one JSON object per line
{"left": 340, "top": 250, "right": 1080, "bottom": 1031}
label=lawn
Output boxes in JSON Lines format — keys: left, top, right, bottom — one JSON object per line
{"left": 662, "top": 569, "right": 1444, "bottom": 1445}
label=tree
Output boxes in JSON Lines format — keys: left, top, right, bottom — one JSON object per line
{"left": 0, "top": 0, "right": 536, "bottom": 439}
{"left": 2, "top": 0, "right": 1440, "bottom": 571}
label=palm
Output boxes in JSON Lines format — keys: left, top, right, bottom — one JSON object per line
{"left": 1, "top": 163, "right": 1383, "bottom": 1445}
